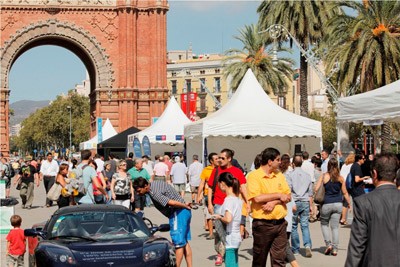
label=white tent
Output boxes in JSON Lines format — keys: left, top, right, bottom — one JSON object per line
{"left": 79, "top": 119, "right": 118, "bottom": 150}
{"left": 127, "top": 96, "right": 192, "bottom": 156}
{"left": 184, "top": 69, "right": 322, "bottom": 167}
{"left": 337, "top": 79, "right": 400, "bottom": 123}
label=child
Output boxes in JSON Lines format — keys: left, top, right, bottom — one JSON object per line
{"left": 212, "top": 172, "right": 243, "bottom": 267}
{"left": 6, "top": 215, "right": 26, "bottom": 267}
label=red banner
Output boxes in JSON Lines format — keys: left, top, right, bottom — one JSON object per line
{"left": 181, "top": 92, "right": 197, "bottom": 121}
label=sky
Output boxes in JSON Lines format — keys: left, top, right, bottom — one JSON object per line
{"left": 8, "top": 1, "right": 262, "bottom": 103}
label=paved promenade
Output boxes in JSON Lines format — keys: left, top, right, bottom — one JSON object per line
{"left": 1, "top": 183, "right": 352, "bottom": 266}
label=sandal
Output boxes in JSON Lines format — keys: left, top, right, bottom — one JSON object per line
{"left": 331, "top": 249, "right": 338, "bottom": 256}
{"left": 324, "top": 246, "right": 333, "bottom": 255}
{"left": 340, "top": 220, "right": 348, "bottom": 225}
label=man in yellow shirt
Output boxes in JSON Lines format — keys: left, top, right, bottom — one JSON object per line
{"left": 197, "top": 152, "right": 219, "bottom": 240}
{"left": 247, "top": 147, "right": 291, "bottom": 267}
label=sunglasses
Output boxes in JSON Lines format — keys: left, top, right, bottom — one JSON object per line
{"left": 120, "top": 164, "right": 127, "bottom": 166}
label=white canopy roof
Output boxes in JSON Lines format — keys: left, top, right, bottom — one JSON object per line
{"left": 185, "top": 69, "right": 322, "bottom": 139}
{"left": 79, "top": 118, "right": 117, "bottom": 150}
{"left": 337, "top": 79, "right": 400, "bottom": 123}
{"left": 128, "top": 96, "right": 192, "bottom": 144}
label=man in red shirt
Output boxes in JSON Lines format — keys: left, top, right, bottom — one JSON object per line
{"left": 207, "top": 148, "right": 249, "bottom": 266}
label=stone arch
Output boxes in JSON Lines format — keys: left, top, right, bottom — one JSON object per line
{"left": 0, "top": 18, "right": 114, "bottom": 91}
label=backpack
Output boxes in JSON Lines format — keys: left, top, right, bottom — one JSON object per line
{"left": 345, "top": 172, "right": 353, "bottom": 192}
{"left": 5, "top": 163, "right": 15, "bottom": 178}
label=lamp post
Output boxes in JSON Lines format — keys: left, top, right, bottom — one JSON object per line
{"left": 67, "top": 106, "right": 72, "bottom": 158}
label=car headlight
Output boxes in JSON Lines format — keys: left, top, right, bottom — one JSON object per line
{"left": 46, "top": 246, "right": 77, "bottom": 265}
{"left": 143, "top": 244, "right": 165, "bottom": 262}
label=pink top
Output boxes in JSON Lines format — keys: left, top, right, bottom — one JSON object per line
{"left": 153, "top": 162, "right": 169, "bottom": 176}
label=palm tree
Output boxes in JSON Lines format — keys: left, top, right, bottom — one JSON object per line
{"left": 322, "top": 0, "right": 400, "bottom": 152}
{"left": 223, "top": 24, "right": 294, "bottom": 98}
{"left": 258, "top": 0, "right": 340, "bottom": 117}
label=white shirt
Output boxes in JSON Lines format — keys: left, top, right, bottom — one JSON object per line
{"left": 187, "top": 161, "right": 203, "bottom": 186}
{"left": 170, "top": 162, "right": 187, "bottom": 184}
{"left": 143, "top": 162, "right": 153, "bottom": 176}
{"left": 40, "top": 160, "right": 59, "bottom": 176}
{"left": 340, "top": 163, "right": 353, "bottom": 179}
{"left": 94, "top": 158, "right": 104, "bottom": 172}
{"left": 302, "top": 160, "right": 316, "bottom": 183}
{"left": 220, "top": 196, "right": 243, "bottom": 249}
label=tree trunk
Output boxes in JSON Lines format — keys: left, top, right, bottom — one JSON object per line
{"left": 381, "top": 122, "right": 392, "bottom": 153}
{"left": 299, "top": 54, "right": 309, "bottom": 117}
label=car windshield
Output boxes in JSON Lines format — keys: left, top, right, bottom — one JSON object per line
{"left": 48, "top": 211, "right": 150, "bottom": 241}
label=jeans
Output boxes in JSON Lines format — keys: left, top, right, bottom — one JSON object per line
{"left": 320, "top": 202, "right": 342, "bottom": 249}
{"left": 291, "top": 201, "right": 312, "bottom": 252}
{"left": 225, "top": 248, "right": 238, "bottom": 267}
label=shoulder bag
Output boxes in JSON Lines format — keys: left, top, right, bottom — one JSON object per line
{"left": 314, "top": 181, "right": 325, "bottom": 205}
{"left": 47, "top": 182, "right": 63, "bottom": 201}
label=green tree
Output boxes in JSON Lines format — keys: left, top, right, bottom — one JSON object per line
{"left": 321, "top": 0, "right": 400, "bottom": 152}
{"left": 309, "top": 108, "right": 337, "bottom": 151}
{"left": 13, "top": 92, "right": 90, "bottom": 154}
{"left": 223, "top": 24, "right": 295, "bottom": 96}
{"left": 258, "top": 0, "right": 340, "bottom": 116}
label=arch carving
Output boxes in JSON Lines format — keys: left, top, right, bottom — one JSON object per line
{"left": 0, "top": 18, "right": 114, "bottom": 89}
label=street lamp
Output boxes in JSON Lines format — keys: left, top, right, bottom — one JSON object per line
{"left": 67, "top": 106, "right": 72, "bottom": 158}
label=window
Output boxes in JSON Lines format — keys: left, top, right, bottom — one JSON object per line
{"left": 185, "top": 79, "right": 192, "bottom": 93}
{"left": 171, "top": 80, "right": 177, "bottom": 95}
{"left": 200, "top": 78, "right": 206, "bottom": 92}
{"left": 278, "top": 96, "right": 286, "bottom": 109}
{"left": 172, "top": 71, "right": 177, "bottom": 77}
{"left": 179, "top": 55, "right": 182, "bottom": 60}
{"left": 215, "top": 68, "right": 220, "bottom": 74}
{"left": 200, "top": 70, "right": 205, "bottom": 75}
{"left": 214, "top": 77, "right": 221, "bottom": 93}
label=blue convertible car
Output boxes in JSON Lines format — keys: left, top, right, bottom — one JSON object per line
{"left": 25, "top": 205, "right": 176, "bottom": 267}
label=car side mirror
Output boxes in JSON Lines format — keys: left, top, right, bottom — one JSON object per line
{"left": 25, "top": 229, "right": 46, "bottom": 239}
{"left": 149, "top": 224, "right": 170, "bottom": 235}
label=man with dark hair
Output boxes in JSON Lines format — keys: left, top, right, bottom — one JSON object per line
{"left": 133, "top": 177, "right": 193, "bottom": 267}
{"left": 349, "top": 152, "right": 369, "bottom": 199}
{"left": 320, "top": 149, "right": 330, "bottom": 173}
{"left": 39, "top": 153, "right": 59, "bottom": 207}
{"left": 247, "top": 147, "right": 291, "bottom": 267}
{"left": 125, "top": 152, "right": 134, "bottom": 171}
{"left": 78, "top": 149, "right": 108, "bottom": 204}
{"left": 287, "top": 155, "right": 313, "bottom": 257}
{"left": 346, "top": 153, "right": 400, "bottom": 267}
{"left": 128, "top": 158, "right": 150, "bottom": 213}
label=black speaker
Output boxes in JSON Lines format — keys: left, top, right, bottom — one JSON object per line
{"left": 294, "top": 144, "right": 302, "bottom": 155}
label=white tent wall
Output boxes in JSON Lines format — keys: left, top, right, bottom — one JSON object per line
{"left": 127, "top": 143, "right": 184, "bottom": 159}
{"left": 185, "top": 137, "right": 203, "bottom": 164}
{"left": 186, "top": 136, "right": 321, "bottom": 167}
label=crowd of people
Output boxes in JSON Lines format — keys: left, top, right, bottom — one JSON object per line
{"left": 4, "top": 147, "right": 400, "bottom": 267}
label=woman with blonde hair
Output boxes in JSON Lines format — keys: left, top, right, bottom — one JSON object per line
{"left": 315, "top": 158, "right": 351, "bottom": 256}
{"left": 339, "top": 152, "right": 355, "bottom": 225}
{"left": 110, "top": 160, "right": 134, "bottom": 208}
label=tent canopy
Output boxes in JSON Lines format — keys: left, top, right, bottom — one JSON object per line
{"left": 337, "top": 79, "right": 400, "bottom": 123}
{"left": 128, "top": 96, "right": 192, "bottom": 144}
{"left": 98, "top": 126, "right": 140, "bottom": 149}
{"left": 185, "top": 69, "right": 322, "bottom": 139}
{"left": 184, "top": 69, "right": 322, "bottom": 166}
{"left": 79, "top": 119, "right": 117, "bottom": 150}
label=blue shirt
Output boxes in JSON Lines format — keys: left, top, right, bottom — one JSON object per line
{"left": 78, "top": 164, "right": 97, "bottom": 204}
{"left": 287, "top": 167, "right": 313, "bottom": 202}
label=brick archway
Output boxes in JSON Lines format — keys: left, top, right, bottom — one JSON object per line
{"left": 0, "top": 0, "right": 169, "bottom": 155}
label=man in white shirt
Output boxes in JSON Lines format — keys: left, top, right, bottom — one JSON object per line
{"left": 142, "top": 155, "right": 154, "bottom": 176}
{"left": 170, "top": 156, "right": 187, "bottom": 197}
{"left": 187, "top": 155, "right": 203, "bottom": 203}
{"left": 39, "top": 153, "right": 59, "bottom": 207}
{"left": 301, "top": 151, "right": 315, "bottom": 183}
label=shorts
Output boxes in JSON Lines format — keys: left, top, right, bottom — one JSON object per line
{"left": 174, "top": 183, "right": 186, "bottom": 193}
{"left": 5, "top": 178, "right": 11, "bottom": 189}
{"left": 190, "top": 186, "right": 199, "bottom": 193}
{"left": 134, "top": 191, "right": 146, "bottom": 210}
{"left": 169, "top": 208, "right": 192, "bottom": 248}
{"left": 6, "top": 254, "right": 24, "bottom": 266}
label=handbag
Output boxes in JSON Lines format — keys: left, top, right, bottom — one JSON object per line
{"left": 47, "top": 182, "right": 63, "bottom": 201}
{"left": 314, "top": 182, "right": 325, "bottom": 205}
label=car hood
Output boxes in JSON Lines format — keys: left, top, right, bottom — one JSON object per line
{"left": 39, "top": 236, "right": 169, "bottom": 266}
